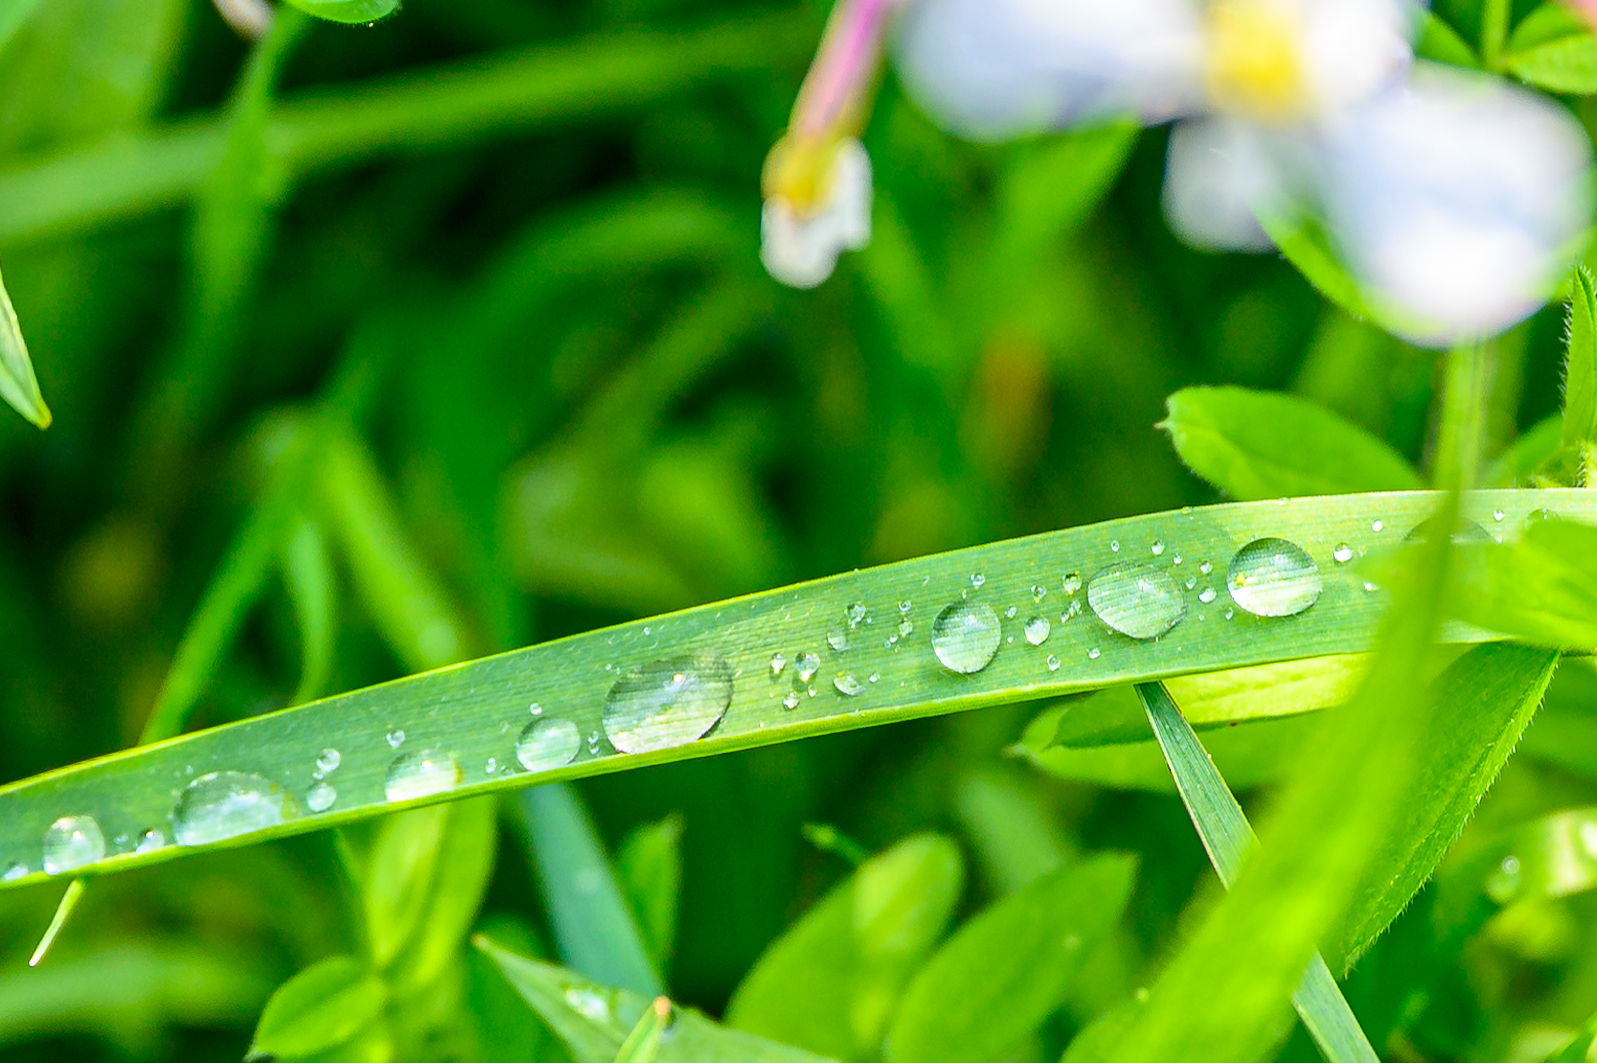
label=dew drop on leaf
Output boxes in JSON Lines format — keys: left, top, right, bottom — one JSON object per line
{"left": 1227, "top": 538, "right": 1323, "bottom": 618}
{"left": 1062, "top": 572, "right": 1082, "bottom": 595}
{"left": 1086, "top": 563, "right": 1186, "bottom": 640}
{"left": 136, "top": 829, "right": 165, "bottom": 854}
{"left": 382, "top": 751, "right": 461, "bottom": 803}
{"left": 601, "top": 652, "right": 734, "bottom": 754}
{"left": 516, "top": 718, "right": 581, "bottom": 771}
{"left": 315, "top": 748, "right": 341, "bottom": 774}
{"left": 42, "top": 815, "right": 104, "bottom": 874}
{"left": 1333, "top": 543, "right": 1354, "bottom": 564}
{"left": 827, "top": 629, "right": 850, "bottom": 652}
{"left": 769, "top": 652, "right": 787, "bottom": 677}
{"left": 1198, "top": 587, "right": 1217, "bottom": 604}
{"left": 173, "top": 772, "right": 294, "bottom": 846}
{"left": 386, "top": 729, "right": 406, "bottom": 748}
{"left": 796, "top": 652, "right": 820, "bottom": 683}
{"left": 930, "top": 601, "right": 1002, "bottom": 674}
{"left": 306, "top": 781, "right": 337, "bottom": 813}
{"left": 1046, "top": 654, "right": 1060, "bottom": 671}
{"left": 782, "top": 691, "right": 800, "bottom": 710}
{"left": 970, "top": 573, "right": 985, "bottom": 588}
{"left": 1024, "top": 615, "right": 1051, "bottom": 645}
{"left": 833, "top": 672, "right": 863, "bottom": 696}
{"left": 3, "top": 862, "right": 24, "bottom": 881}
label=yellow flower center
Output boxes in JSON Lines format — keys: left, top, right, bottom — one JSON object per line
{"left": 1205, "top": 0, "right": 1311, "bottom": 123}
{"left": 762, "top": 134, "right": 842, "bottom": 216}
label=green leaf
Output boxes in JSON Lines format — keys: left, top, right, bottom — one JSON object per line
{"left": 1509, "top": 31, "right": 1597, "bottom": 93}
{"left": 281, "top": 517, "right": 337, "bottom": 705}
{"left": 1564, "top": 268, "right": 1597, "bottom": 448}
{"left": 727, "top": 835, "right": 964, "bottom": 1061}
{"left": 883, "top": 853, "right": 1137, "bottom": 1063}
{"left": 478, "top": 942, "right": 842, "bottom": 1063}
{"left": 0, "top": 262, "right": 48, "bottom": 428}
{"left": 1161, "top": 387, "right": 1422, "bottom": 500}
{"left": 615, "top": 812, "right": 684, "bottom": 975}
{"left": 1257, "top": 213, "right": 1375, "bottom": 326}
{"left": 615, "top": 997, "right": 672, "bottom": 1063}
{"left": 1484, "top": 414, "right": 1564, "bottom": 487}
{"left": 1445, "top": 518, "right": 1597, "bottom": 649}
{"left": 282, "top": 0, "right": 399, "bottom": 24}
{"left": 1417, "top": 10, "right": 1481, "bottom": 67}
{"left": 249, "top": 955, "right": 386, "bottom": 1062}
{"left": 1509, "top": 3, "right": 1588, "bottom": 51}
{"left": 950, "top": 768, "right": 1074, "bottom": 895}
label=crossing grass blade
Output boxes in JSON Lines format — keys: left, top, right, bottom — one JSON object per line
{"left": 0, "top": 490, "right": 1592, "bottom": 890}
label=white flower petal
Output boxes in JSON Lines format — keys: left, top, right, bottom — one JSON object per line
{"left": 1162, "top": 117, "right": 1286, "bottom": 251}
{"left": 1322, "top": 65, "right": 1594, "bottom": 346}
{"left": 892, "top": 0, "right": 1205, "bottom": 141}
{"left": 1297, "top": 0, "right": 1414, "bottom": 111}
{"left": 761, "top": 139, "right": 873, "bottom": 290}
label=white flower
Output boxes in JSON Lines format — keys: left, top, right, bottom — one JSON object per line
{"left": 761, "top": 138, "right": 873, "bottom": 289}
{"left": 894, "top": 0, "right": 1594, "bottom": 345}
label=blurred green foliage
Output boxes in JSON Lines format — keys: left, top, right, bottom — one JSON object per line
{"left": 8, "top": 1, "right": 1597, "bottom": 1062}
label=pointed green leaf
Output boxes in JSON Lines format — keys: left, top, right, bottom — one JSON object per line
{"left": 282, "top": 0, "right": 399, "bottom": 23}
{"left": 727, "top": 835, "right": 964, "bottom": 1061}
{"left": 478, "top": 942, "right": 842, "bottom": 1063}
{"left": 1447, "top": 518, "right": 1597, "bottom": 649}
{"left": 250, "top": 955, "right": 385, "bottom": 1062}
{"left": 1161, "top": 387, "right": 1422, "bottom": 501}
{"left": 883, "top": 853, "right": 1137, "bottom": 1063}
{"left": 615, "top": 812, "right": 684, "bottom": 975}
{"left": 281, "top": 517, "right": 337, "bottom": 706}
{"left": 1509, "top": 32, "right": 1597, "bottom": 93}
{"left": 1564, "top": 267, "right": 1597, "bottom": 448}
{"left": 1484, "top": 414, "right": 1564, "bottom": 487}
{"left": 0, "top": 264, "right": 48, "bottom": 428}
{"left": 615, "top": 997, "right": 672, "bottom": 1063}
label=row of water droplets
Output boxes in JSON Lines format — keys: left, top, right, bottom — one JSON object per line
{"left": 9, "top": 506, "right": 1523, "bottom": 881}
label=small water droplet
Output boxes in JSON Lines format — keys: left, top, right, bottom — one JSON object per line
{"left": 897, "top": 617, "right": 914, "bottom": 638}
{"left": 1109, "top": 540, "right": 1120, "bottom": 552}
{"left": 1371, "top": 519, "right": 1384, "bottom": 533}
{"left": 1046, "top": 654, "right": 1060, "bottom": 671}
{"left": 769, "top": 653, "right": 787, "bottom": 677}
{"left": 517, "top": 718, "right": 581, "bottom": 771}
{"left": 136, "top": 829, "right": 166, "bottom": 854}
{"left": 796, "top": 653, "right": 820, "bottom": 683}
{"left": 1172, "top": 554, "right": 1183, "bottom": 566}
{"left": 868, "top": 672, "right": 880, "bottom": 683}
{"left": 588, "top": 731, "right": 602, "bottom": 753}
{"left": 602, "top": 652, "right": 735, "bottom": 754}
{"left": 827, "top": 629, "right": 850, "bottom": 652}
{"left": 386, "top": 729, "right": 406, "bottom": 748}
{"left": 486, "top": 757, "right": 499, "bottom": 774}
{"left": 1333, "top": 543, "right": 1354, "bottom": 564}
{"left": 930, "top": 601, "right": 1003, "bottom": 674}
{"left": 1184, "top": 576, "right": 1197, "bottom": 590}
{"left": 565, "top": 988, "right": 611, "bottom": 1022}
{"left": 306, "top": 781, "right": 337, "bottom": 813}
{"left": 1030, "top": 585, "right": 1047, "bottom": 602}
{"left": 845, "top": 602, "right": 869, "bottom": 628}
{"left": 782, "top": 691, "right": 801, "bottom": 710}
{"left": 1493, "top": 509, "right": 1505, "bottom": 522}
{"left": 1198, "top": 587, "right": 1217, "bottom": 604}
{"left": 1061, "top": 599, "right": 1082, "bottom": 621}
{"left": 1223, "top": 607, "right": 1234, "bottom": 620}
{"left": 1062, "top": 573, "right": 1082, "bottom": 595}
{"left": 383, "top": 751, "right": 461, "bottom": 803}
{"left": 1004, "top": 605, "right": 1018, "bottom": 619}
{"left": 173, "top": 772, "right": 294, "bottom": 846}
{"left": 1024, "top": 615, "right": 1051, "bottom": 646}
{"left": 899, "top": 599, "right": 912, "bottom": 613}
{"left": 3, "top": 862, "right": 25, "bottom": 881}
{"left": 530, "top": 703, "right": 544, "bottom": 716}
{"left": 1087, "top": 647, "right": 1101, "bottom": 660}
{"left": 42, "top": 815, "right": 104, "bottom": 874}
{"left": 833, "top": 673, "right": 863, "bottom": 696}
{"left": 1150, "top": 540, "right": 1165, "bottom": 556}
{"left": 1199, "top": 560, "right": 1213, "bottom": 576}
{"left": 1227, "top": 538, "right": 1323, "bottom": 618}
{"left": 970, "top": 573, "right": 986, "bottom": 588}
{"left": 886, "top": 634, "right": 898, "bottom": 647}
{"left": 316, "top": 748, "right": 342, "bottom": 774}
{"left": 1502, "top": 855, "right": 1520, "bottom": 874}
{"left": 1364, "top": 580, "right": 1380, "bottom": 593}
{"left": 1086, "top": 563, "right": 1187, "bottom": 640}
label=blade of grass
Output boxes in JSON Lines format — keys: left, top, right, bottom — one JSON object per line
{"left": 0, "top": 261, "right": 48, "bottom": 428}
{"left": 1138, "top": 681, "right": 1378, "bottom": 1063}
{"left": 0, "top": 490, "right": 1589, "bottom": 887}
{"left": 281, "top": 517, "right": 336, "bottom": 706}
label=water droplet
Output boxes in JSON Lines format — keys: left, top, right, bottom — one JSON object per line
{"left": 173, "top": 772, "right": 293, "bottom": 846}
{"left": 970, "top": 573, "right": 985, "bottom": 589}
{"left": 1030, "top": 585, "right": 1047, "bottom": 602}
{"left": 1109, "top": 540, "right": 1120, "bottom": 552}
{"left": 3, "top": 862, "right": 25, "bottom": 881}
{"left": 386, "top": 729, "right": 406, "bottom": 748}
{"left": 897, "top": 617, "right": 914, "bottom": 638}
{"left": 827, "top": 629, "right": 850, "bottom": 652}
{"left": 899, "top": 600, "right": 912, "bottom": 613}
{"left": 565, "top": 988, "right": 611, "bottom": 1022}
{"left": 42, "top": 816, "right": 104, "bottom": 874}
{"left": 1087, "top": 647, "right": 1101, "bottom": 660}
{"left": 886, "top": 634, "right": 898, "bottom": 647}
{"left": 796, "top": 653, "right": 820, "bottom": 683}
{"left": 833, "top": 673, "right": 863, "bottom": 696}
{"left": 530, "top": 703, "right": 544, "bottom": 716}
{"left": 136, "top": 829, "right": 166, "bottom": 854}
{"left": 1223, "top": 607, "right": 1234, "bottom": 620}
{"left": 1061, "top": 599, "right": 1082, "bottom": 621}
{"left": 516, "top": 718, "right": 581, "bottom": 771}
{"left": 868, "top": 672, "right": 880, "bottom": 683}
{"left": 602, "top": 652, "right": 734, "bottom": 754}
{"left": 1172, "top": 554, "right": 1183, "bottom": 566}
{"left": 306, "top": 781, "right": 337, "bottom": 813}
{"left": 1004, "top": 605, "right": 1018, "bottom": 619}
{"left": 1024, "top": 615, "right": 1051, "bottom": 646}
{"left": 1371, "top": 519, "right": 1384, "bottom": 533}
{"left": 930, "top": 601, "right": 1002, "bottom": 674}
{"left": 845, "top": 602, "right": 869, "bottom": 628}
{"left": 1198, "top": 587, "right": 1217, "bottom": 604}
{"left": 316, "top": 748, "right": 342, "bottom": 774}
{"left": 1227, "top": 538, "right": 1323, "bottom": 618}
{"left": 1364, "top": 580, "right": 1380, "bottom": 593}
{"left": 782, "top": 691, "right": 801, "bottom": 710}
{"left": 1086, "top": 563, "right": 1187, "bottom": 640}
{"left": 1184, "top": 576, "right": 1197, "bottom": 590}
{"left": 1062, "top": 573, "right": 1082, "bottom": 595}
{"left": 1333, "top": 543, "right": 1354, "bottom": 564}
{"left": 1198, "top": 560, "right": 1213, "bottom": 576}
{"left": 383, "top": 751, "right": 461, "bottom": 803}
{"left": 769, "top": 653, "right": 787, "bottom": 677}
{"left": 1150, "top": 540, "right": 1165, "bottom": 556}
{"left": 1493, "top": 509, "right": 1505, "bottom": 522}
{"left": 1046, "top": 654, "right": 1060, "bottom": 671}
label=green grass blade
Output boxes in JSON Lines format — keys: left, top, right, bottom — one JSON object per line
{"left": 1138, "top": 682, "right": 1378, "bottom": 1063}
{"left": 0, "top": 261, "right": 48, "bottom": 428}
{"left": 0, "top": 12, "right": 810, "bottom": 247}
{"left": 614, "top": 813, "right": 684, "bottom": 976}
{"left": 519, "top": 785, "right": 664, "bottom": 999}
{"left": 281, "top": 517, "right": 337, "bottom": 706}
{"left": 0, "top": 490, "right": 1590, "bottom": 888}
{"left": 1563, "top": 267, "right": 1597, "bottom": 449}
{"left": 614, "top": 996, "right": 671, "bottom": 1063}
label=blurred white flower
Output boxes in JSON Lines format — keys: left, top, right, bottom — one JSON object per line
{"left": 761, "top": 139, "right": 873, "bottom": 289}
{"left": 892, "top": 0, "right": 1594, "bottom": 345}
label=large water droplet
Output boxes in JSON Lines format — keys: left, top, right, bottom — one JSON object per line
{"left": 602, "top": 652, "right": 734, "bottom": 754}
{"left": 384, "top": 751, "right": 461, "bottom": 803}
{"left": 930, "top": 601, "right": 1002, "bottom": 674}
{"left": 1024, "top": 615, "right": 1051, "bottom": 646}
{"left": 173, "top": 772, "right": 294, "bottom": 846}
{"left": 1086, "top": 563, "right": 1186, "bottom": 640}
{"left": 43, "top": 815, "right": 105, "bottom": 874}
{"left": 307, "top": 781, "right": 337, "bottom": 813}
{"left": 1227, "top": 538, "right": 1323, "bottom": 618}
{"left": 516, "top": 718, "right": 581, "bottom": 771}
